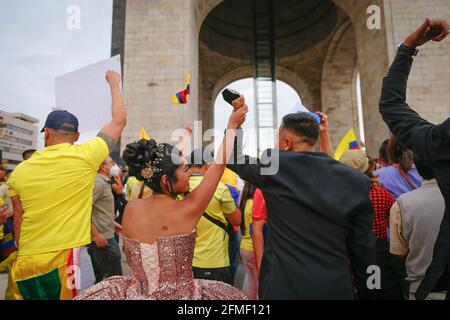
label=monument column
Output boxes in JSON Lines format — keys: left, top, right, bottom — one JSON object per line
{"left": 121, "top": 0, "right": 201, "bottom": 149}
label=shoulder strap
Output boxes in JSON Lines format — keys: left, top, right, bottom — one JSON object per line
{"left": 203, "top": 212, "right": 233, "bottom": 238}
{"left": 138, "top": 183, "right": 146, "bottom": 199}
{"left": 394, "top": 164, "right": 416, "bottom": 191}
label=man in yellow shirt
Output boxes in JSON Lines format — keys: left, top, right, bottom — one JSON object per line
{"left": 7, "top": 70, "right": 127, "bottom": 300}
{"left": 188, "top": 149, "right": 241, "bottom": 285}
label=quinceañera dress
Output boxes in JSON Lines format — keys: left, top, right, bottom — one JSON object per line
{"left": 74, "top": 230, "right": 247, "bottom": 300}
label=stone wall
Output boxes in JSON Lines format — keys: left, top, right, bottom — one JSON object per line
{"left": 321, "top": 19, "right": 359, "bottom": 150}
{"left": 117, "top": 0, "right": 450, "bottom": 157}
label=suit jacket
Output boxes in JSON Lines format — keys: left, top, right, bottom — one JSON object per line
{"left": 379, "top": 53, "right": 450, "bottom": 299}
{"left": 227, "top": 131, "right": 376, "bottom": 299}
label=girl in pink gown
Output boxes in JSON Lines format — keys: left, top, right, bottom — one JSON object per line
{"left": 75, "top": 230, "right": 246, "bottom": 299}
{"left": 76, "top": 97, "right": 249, "bottom": 300}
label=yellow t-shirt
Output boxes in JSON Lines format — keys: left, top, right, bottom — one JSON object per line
{"left": 0, "top": 197, "right": 4, "bottom": 241}
{"left": 126, "top": 176, "right": 138, "bottom": 200}
{"left": 240, "top": 199, "right": 254, "bottom": 252}
{"left": 7, "top": 137, "right": 109, "bottom": 256}
{"left": 189, "top": 175, "right": 237, "bottom": 268}
{"left": 129, "top": 180, "right": 153, "bottom": 201}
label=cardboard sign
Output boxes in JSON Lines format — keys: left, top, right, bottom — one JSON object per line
{"left": 55, "top": 55, "right": 121, "bottom": 133}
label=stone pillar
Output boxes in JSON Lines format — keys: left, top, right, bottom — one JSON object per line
{"left": 333, "top": 0, "right": 390, "bottom": 156}
{"left": 121, "top": 0, "right": 200, "bottom": 150}
{"left": 111, "top": 0, "right": 127, "bottom": 162}
{"left": 321, "top": 19, "right": 359, "bottom": 150}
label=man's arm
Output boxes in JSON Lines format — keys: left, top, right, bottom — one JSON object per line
{"left": 225, "top": 208, "right": 241, "bottom": 226}
{"left": 224, "top": 96, "right": 266, "bottom": 188}
{"left": 11, "top": 196, "right": 23, "bottom": 247}
{"left": 317, "top": 112, "right": 333, "bottom": 156}
{"left": 91, "top": 223, "right": 108, "bottom": 248}
{"left": 252, "top": 188, "right": 267, "bottom": 275}
{"left": 389, "top": 201, "right": 408, "bottom": 257}
{"left": 379, "top": 19, "right": 449, "bottom": 163}
{"left": 98, "top": 71, "right": 128, "bottom": 152}
{"left": 252, "top": 219, "right": 265, "bottom": 276}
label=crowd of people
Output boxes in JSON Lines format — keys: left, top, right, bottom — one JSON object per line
{"left": 0, "top": 18, "right": 449, "bottom": 300}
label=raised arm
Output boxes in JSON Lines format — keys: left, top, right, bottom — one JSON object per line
{"left": 184, "top": 104, "right": 248, "bottom": 220}
{"left": 98, "top": 71, "right": 128, "bottom": 152}
{"left": 317, "top": 112, "right": 333, "bottom": 157}
{"left": 379, "top": 19, "right": 449, "bottom": 163}
{"left": 226, "top": 97, "right": 266, "bottom": 188}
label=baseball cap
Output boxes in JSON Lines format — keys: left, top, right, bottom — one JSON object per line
{"left": 340, "top": 150, "right": 369, "bottom": 173}
{"left": 40, "top": 110, "right": 79, "bottom": 133}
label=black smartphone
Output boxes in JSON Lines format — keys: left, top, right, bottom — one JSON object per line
{"left": 222, "top": 88, "right": 241, "bottom": 105}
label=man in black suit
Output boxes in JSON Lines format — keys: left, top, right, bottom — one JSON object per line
{"left": 227, "top": 101, "right": 376, "bottom": 299}
{"left": 379, "top": 18, "right": 449, "bottom": 300}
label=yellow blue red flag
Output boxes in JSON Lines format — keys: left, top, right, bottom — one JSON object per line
{"left": 172, "top": 72, "right": 191, "bottom": 104}
{"left": 334, "top": 129, "right": 360, "bottom": 160}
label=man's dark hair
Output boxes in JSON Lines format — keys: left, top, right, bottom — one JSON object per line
{"left": 22, "top": 149, "right": 37, "bottom": 160}
{"left": 189, "top": 148, "right": 214, "bottom": 168}
{"left": 281, "top": 113, "right": 319, "bottom": 145}
{"left": 413, "top": 154, "right": 435, "bottom": 180}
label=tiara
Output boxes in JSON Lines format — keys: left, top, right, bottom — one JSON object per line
{"left": 140, "top": 144, "right": 165, "bottom": 181}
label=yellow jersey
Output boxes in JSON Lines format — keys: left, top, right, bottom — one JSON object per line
{"left": 239, "top": 199, "right": 254, "bottom": 252}
{"left": 7, "top": 137, "right": 109, "bottom": 256}
{"left": 189, "top": 175, "right": 237, "bottom": 268}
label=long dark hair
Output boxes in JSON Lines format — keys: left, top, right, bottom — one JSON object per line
{"left": 238, "top": 181, "right": 257, "bottom": 235}
{"left": 122, "top": 139, "right": 182, "bottom": 196}
{"left": 387, "top": 137, "right": 414, "bottom": 174}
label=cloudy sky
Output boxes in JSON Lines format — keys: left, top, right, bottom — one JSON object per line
{"left": 0, "top": 0, "right": 113, "bottom": 147}
{"left": 0, "top": 0, "right": 303, "bottom": 150}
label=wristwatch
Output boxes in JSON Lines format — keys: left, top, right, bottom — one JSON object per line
{"left": 396, "top": 43, "right": 419, "bottom": 56}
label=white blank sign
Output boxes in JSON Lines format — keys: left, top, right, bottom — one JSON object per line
{"left": 55, "top": 55, "right": 121, "bottom": 133}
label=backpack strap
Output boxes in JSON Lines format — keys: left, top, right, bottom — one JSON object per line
{"left": 202, "top": 212, "right": 233, "bottom": 240}
{"left": 138, "top": 183, "right": 146, "bottom": 199}
{"left": 394, "top": 164, "right": 416, "bottom": 191}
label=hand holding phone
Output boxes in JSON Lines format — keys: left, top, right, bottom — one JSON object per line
{"left": 222, "top": 88, "right": 241, "bottom": 106}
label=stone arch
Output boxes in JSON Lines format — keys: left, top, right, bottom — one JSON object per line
{"left": 194, "top": 0, "right": 224, "bottom": 28}
{"left": 199, "top": 64, "right": 314, "bottom": 134}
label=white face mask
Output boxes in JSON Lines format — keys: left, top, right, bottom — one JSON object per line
{"left": 109, "top": 164, "right": 120, "bottom": 177}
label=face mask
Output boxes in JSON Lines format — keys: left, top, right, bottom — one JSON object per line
{"left": 109, "top": 164, "right": 120, "bottom": 177}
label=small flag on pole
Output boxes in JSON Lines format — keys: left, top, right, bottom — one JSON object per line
{"left": 172, "top": 72, "right": 191, "bottom": 104}
{"left": 334, "top": 129, "right": 359, "bottom": 160}
{"left": 139, "top": 128, "right": 150, "bottom": 140}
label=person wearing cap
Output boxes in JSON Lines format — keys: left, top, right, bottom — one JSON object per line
{"left": 340, "top": 150, "right": 402, "bottom": 299}
{"left": 188, "top": 148, "right": 242, "bottom": 285}
{"left": 7, "top": 70, "right": 127, "bottom": 300}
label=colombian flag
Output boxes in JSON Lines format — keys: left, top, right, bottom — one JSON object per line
{"left": 334, "top": 129, "right": 360, "bottom": 160}
{"left": 172, "top": 72, "right": 191, "bottom": 104}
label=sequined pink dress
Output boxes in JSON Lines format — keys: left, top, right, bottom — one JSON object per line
{"left": 74, "top": 230, "right": 247, "bottom": 300}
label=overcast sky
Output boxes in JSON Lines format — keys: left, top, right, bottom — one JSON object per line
{"left": 0, "top": 0, "right": 113, "bottom": 147}
{"left": 0, "top": 0, "right": 304, "bottom": 150}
